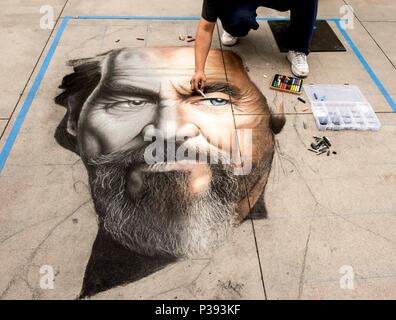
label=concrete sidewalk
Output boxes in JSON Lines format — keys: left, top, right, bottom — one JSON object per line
{"left": 1, "top": 0, "right": 396, "bottom": 300}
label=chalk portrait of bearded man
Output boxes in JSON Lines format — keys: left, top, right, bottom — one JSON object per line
{"left": 55, "top": 47, "right": 285, "bottom": 296}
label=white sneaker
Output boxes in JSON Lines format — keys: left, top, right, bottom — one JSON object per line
{"left": 287, "top": 50, "right": 310, "bottom": 78}
{"left": 221, "top": 30, "right": 238, "bottom": 46}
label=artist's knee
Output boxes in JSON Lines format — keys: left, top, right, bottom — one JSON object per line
{"left": 230, "top": 7, "right": 256, "bottom": 26}
{"left": 272, "top": 0, "right": 292, "bottom": 12}
{"left": 276, "top": 6, "right": 290, "bottom": 12}
{"left": 222, "top": 8, "right": 258, "bottom": 36}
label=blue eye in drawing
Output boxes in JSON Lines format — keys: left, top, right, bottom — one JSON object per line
{"left": 203, "top": 98, "right": 229, "bottom": 106}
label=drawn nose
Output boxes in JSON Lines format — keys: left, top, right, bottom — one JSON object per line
{"left": 142, "top": 124, "right": 157, "bottom": 140}
{"left": 142, "top": 101, "right": 200, "bottom": 142}
{"left": 175, "top": 123, "right": 200, "bottom": 141}
{"left": 142, "top": 122, "right": 200, "bottom": 142}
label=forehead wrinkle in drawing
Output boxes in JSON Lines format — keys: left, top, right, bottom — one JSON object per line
{"left": 109, "top": 47, "right": 227, "bottom": 77}
{"left": 97, "top": 49, "right": 229, "bottom": 101}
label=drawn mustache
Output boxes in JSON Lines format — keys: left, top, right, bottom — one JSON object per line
{"left": 87, "top": 136, "right": 234, "bottom": 168}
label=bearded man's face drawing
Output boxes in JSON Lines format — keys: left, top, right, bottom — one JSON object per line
{"left": 55, "top": 47, "right": 284, "bottom": 258}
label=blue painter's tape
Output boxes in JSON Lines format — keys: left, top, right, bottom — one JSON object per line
{"left": 74, "top": 16, "right": 336, "bottom": 22}
{"left": 257, "top": 17, "right": 290, "bottom": 21}
{"left": 256, "top": 17, "right": 344, "bottom": 22}
{"left": 335, "top": 20, "right": 396, "bottom": 112}
{"left": 0, "top": 16, "right": 71, "bottom": 174}
{"left": 73, "top": 16, "right": 345, "bottom": 22}
{"left": 76, "top": 15, "right": 201, "bottom": 20}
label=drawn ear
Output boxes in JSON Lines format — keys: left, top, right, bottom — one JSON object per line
{"left": 269, "top": 93, "right": 286, "bottom": 134}
{"left": 55, "top": 56, "right": 105, "bottom": 132}
{"left": 224, "top": 49, "right": 286, "bottom": 134}
{"left": 54, "top": 52, "right": 110, "bottom": 152}
{"left": 65, "top": 95, "right": 80, "bottom": 137}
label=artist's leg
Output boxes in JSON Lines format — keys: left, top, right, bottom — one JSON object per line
{"left": 219, "top": 1, "right": 259, "bottom": 45}
{"left": 289, "top": 0, "right": 319, "bottom": 54}
{"left": 287, "top": 0, "right": 318, "bottom": 77}
{"left": 258, "top": 0, "right": 291, "bottom": 12}
{"left": 259, "top": 0, "right": 318, "bottom": 54}
{"left": 259, "top": 0, "right": 318, "bottom": 77}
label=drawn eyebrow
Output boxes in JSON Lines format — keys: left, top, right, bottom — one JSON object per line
{"left": 204, "top": 83, "right": 242, "bottom": 98}
{"left": 101, "top": 81, "right": 159, "bottom": 100}
{"left": 175, "top": 82, "right": 242, "bottom": 100}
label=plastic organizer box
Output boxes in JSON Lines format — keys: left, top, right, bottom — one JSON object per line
{"left": 304, "top": 84, "right": 381, "bottom": 131}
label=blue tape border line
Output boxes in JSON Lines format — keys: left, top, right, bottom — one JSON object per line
{"left": 0, "top": 15, "right": 395, "bottom": 174}
{"left": 335, "top": 19, "right": 396, "bottom": 112}
{"left": 0, "top": 16, "right": 71, "bottom": 173}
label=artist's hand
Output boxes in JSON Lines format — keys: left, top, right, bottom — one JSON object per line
{"left": 190, "top": 70, "right": 206, "bottom": 92}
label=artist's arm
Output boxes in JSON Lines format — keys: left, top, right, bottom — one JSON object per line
{"left": 191, "top": 18, "right": 215, "bottom": 92}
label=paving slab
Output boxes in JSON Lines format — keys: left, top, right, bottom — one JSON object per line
{"left": 0, "top": 0, "right": 66, "bottom": 20}
{"left": 257, "top": 0, "right": 347, "bottom": 19}
{"left": 301, "top": 214, "right": 396, "bottom": 299}
{"left": 346, "top": 0, "right": 396, "bottom": 22}
{"left": 0, "top": 120, "right": 7, "bottom": 137}
{"left": 302, "top": 277, "right": 396, "bottom": 300}
{"left": 0, "top": 0, "right": 67, "bottom": 118}
{"left": 255, "top": 213, "right": 396, "bottom": 300}
{"left": 0, "top": 23, "right": 50, "bottom": 117}
{"left": 344, "top": 17, "right": 396, "bottom": 97}
{"left": 63, "top": 0, "right": 201, "bottom": 17}
{"left": 248, "top": 112, "right": 396, "bottom": 299}
{"left": 0, "top": 91, "right": 22, "bottom": 120}
{"left": 363, "top": 22, "right": 396, "bottom": 67}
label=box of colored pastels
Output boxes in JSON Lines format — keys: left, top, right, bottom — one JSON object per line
{"left": 270, "top": 74, "right": 303, "bottom": 95}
